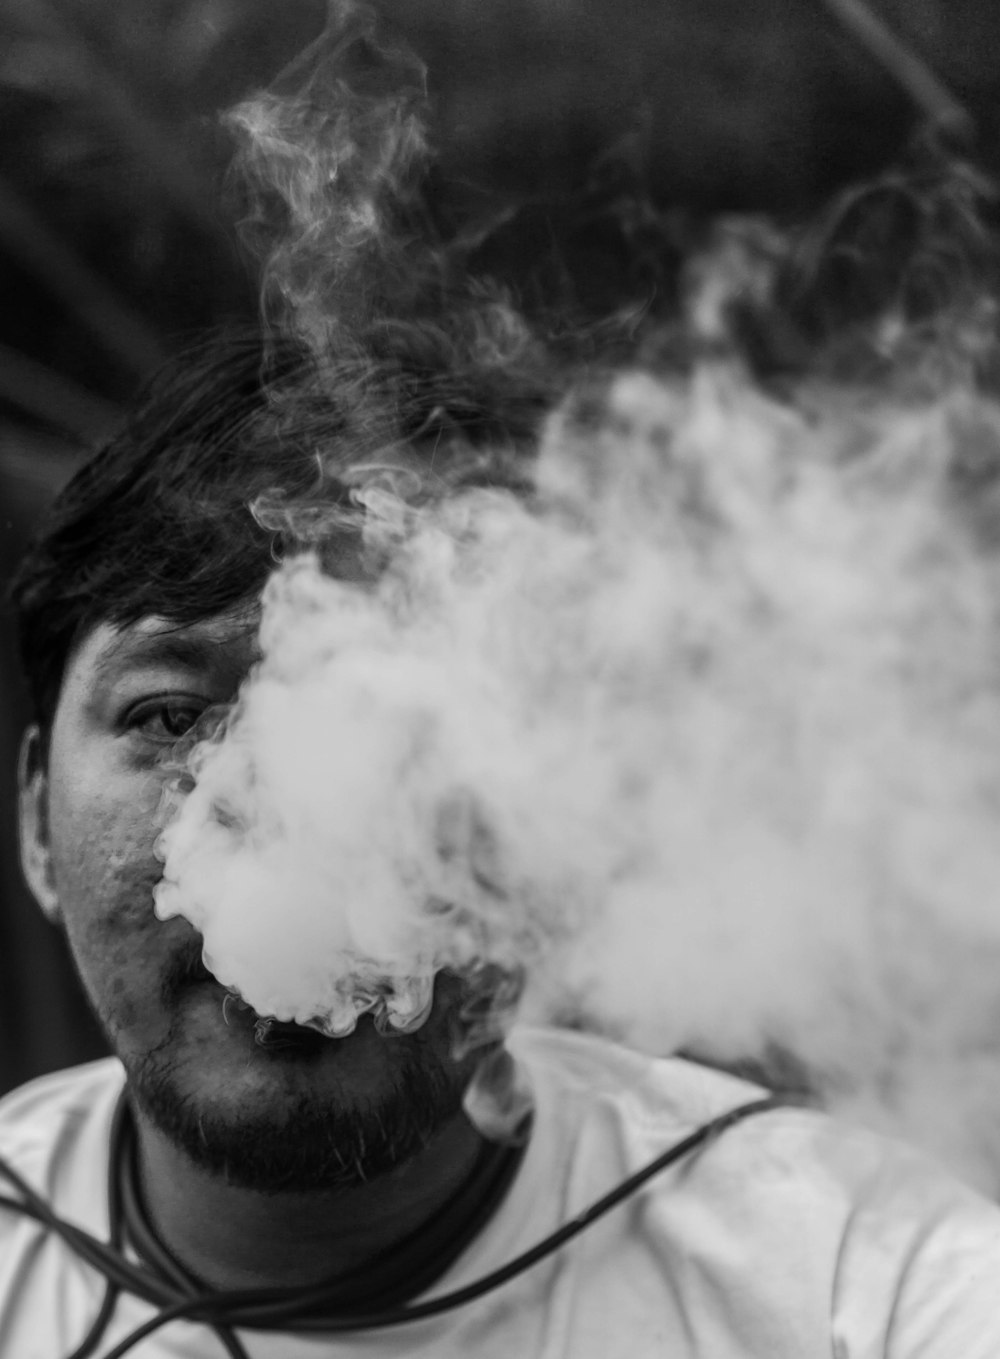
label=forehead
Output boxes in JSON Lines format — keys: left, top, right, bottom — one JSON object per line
{"left": 63, "top": 609, "right": 262, "bottom": 696}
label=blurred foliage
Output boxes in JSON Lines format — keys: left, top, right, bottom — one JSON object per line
{"left": 3, "top": 0, "right": 997, "bottom": 439}
{"left": 0, "top": 0, "right": 325, "bottom": 436}
{"left": 2, "top": 0, "right": 998, "bottom": 441}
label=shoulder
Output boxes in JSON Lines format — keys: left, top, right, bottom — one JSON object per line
{"left": 509, "top": 1025, "right": 1000, "bottom": 1231}
{"left": 0, "top": 1057, "right": 124, "bottom": 1144}
{"left": 505, "top": 1028, "right": 1000, "bottom": 1356}
{"left": 0, "top": 1062, "right": 126, "bottom": 1348}
{"left": 0, "top": 1058, "right": 124, "bottom": 1208}
{"left": 508, "top": 1024, "right": 767, "bottom": 1132}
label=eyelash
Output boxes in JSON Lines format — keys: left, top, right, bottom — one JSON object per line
{"left": 123, "top": 696, "right": 210, "bottom": 745}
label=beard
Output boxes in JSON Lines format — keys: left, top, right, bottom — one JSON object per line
{"left": 130, "top": 1044, "right": 469, "bottom": 1193}
{"left": 121, "top": 942, "right": 479, "bottom": 1194}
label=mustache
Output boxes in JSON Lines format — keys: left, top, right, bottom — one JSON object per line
{"left": 159, "top": 934, "right": 213, "bottom": 1009}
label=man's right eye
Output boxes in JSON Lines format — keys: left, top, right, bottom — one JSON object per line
{"left": 123, "top": 698, "right": 208, "bottom": 745}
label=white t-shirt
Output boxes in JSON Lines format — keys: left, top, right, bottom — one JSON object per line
{"left": 2, "top": 1027, "right": 1000, "bottom": 1358}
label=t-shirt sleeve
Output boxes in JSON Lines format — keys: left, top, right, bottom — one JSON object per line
{"left": 826, "top": 1133, "right": 1000, "bottom": 1358}
{"left": 676, "top": 1103, "right": 1000, "bottom": 1358}
{"left": 881, "top": 1197, "right": 1000, "bottom": 1357}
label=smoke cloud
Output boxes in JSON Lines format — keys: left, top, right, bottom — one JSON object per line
{"left": 154, "top": 2, "right": 1000, "bottom": 1190}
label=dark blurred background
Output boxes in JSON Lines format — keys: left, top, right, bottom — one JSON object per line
{"left": 2, "top": 0, "right": 999, "bottom": 1094}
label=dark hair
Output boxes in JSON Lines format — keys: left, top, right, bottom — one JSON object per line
{"left": 11, "top": 323, "right": 549, "bottom": 731}
{"left": 10, "top": 334, "right": 297, "bottom": 728}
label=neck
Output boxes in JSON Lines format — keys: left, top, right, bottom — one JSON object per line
{"left": 131, "top": 1106, "right": 489, "bottom": 1292}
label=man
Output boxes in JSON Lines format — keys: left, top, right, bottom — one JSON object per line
{"left": 2, "top": 307, "right": 1000, "bottom": 1359}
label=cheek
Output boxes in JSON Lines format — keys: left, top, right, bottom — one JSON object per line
{"left": 46, "top": 774, "right": 175, "bottom": 1030}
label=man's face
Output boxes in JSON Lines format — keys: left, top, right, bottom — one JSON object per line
{"left": 19, "top": 610, "right": 479, "bottom": 1191}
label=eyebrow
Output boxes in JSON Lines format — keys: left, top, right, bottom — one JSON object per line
{"left": 93, "top": 625, "right": 259, "bottom": 684}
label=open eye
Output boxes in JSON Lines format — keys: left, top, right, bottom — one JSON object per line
{"left": 124, "top": 697, "right": 209, "bottom": 745}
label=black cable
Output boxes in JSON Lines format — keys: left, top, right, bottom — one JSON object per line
{"left": 65, "top": 1284, "right": 120, "bottom": 1359}
{"left": 113, "top": 1123, "right": 250, "bottom": 1359}
{"left": 0, "top": 1119, "right": 239, "bottom": 1356}
{"left": 0, "top": 1092, "right": 785, "bottom": 1357}
{"left": 66, "top": 1093, "right": 127, "bottom": 1359}
{"left": 0, "top": 1157, "right": 159, "bottom": 1300}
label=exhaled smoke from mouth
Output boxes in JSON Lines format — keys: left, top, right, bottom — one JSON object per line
{"left": 153, "top": 1, "right": 1000, "bottom": 1183}
{"left": 154, "top": 348, "right": 1000, "bottom": 1183}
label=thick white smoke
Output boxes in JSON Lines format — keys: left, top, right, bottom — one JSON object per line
{"left": 154, "top": 351, "right": 1000, "bottom": 1190}
{"left": 142, "top": 0, "right": 1000, "bottom": 1189}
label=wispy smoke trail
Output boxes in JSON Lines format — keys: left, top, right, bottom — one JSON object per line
{"left": 155, "top": 2, "right": 1000, "bottom": 1190}
{"left": 224, "top": 0, "right": 429, "bottom": 349}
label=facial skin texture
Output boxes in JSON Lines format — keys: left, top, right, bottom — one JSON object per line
{"left": 18, "top": 613, "right": 488, "bottom": 1223}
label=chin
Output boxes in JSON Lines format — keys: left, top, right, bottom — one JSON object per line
{"left": 124, "top": 986, "right": 474, "bottom": 1192}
